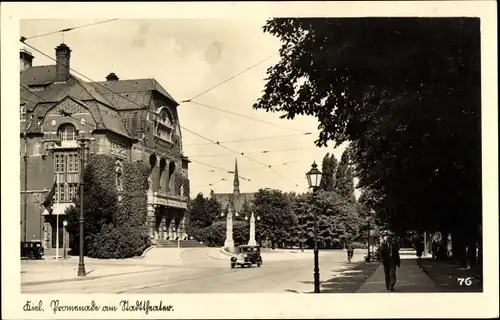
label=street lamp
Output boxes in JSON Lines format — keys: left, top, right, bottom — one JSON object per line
{"left": 366, "top": 209, "right": 375, "bottom": 261}
{"left": 306, "top": 161, "right": 323, "bottom": 293}
{"left": 77, "top": 136, "right": 88, "bottom": 277}
{"left": 62, "top": 220, "right": 68, "bottom": 259}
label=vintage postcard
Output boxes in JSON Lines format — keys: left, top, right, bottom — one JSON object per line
{"left": 1, "top": 1, "right": 498, "bottom": 319}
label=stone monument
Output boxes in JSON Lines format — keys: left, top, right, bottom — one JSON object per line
{"left": 248, "top": 211, "right": 257, "bottom": 246}
{"left": 224, "top": 208, "right": 235, "bottom": 252}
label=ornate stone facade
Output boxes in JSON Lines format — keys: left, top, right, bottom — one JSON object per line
{"left": 20, "top": 44, "right": 190, "bottom": 249}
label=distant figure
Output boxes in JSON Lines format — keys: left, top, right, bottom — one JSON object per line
{"left": 379, "top": 232, "right": 401, "bottom": 291}
{"left": 431, "top": 240, "right": 438, "bottom": 260}
{"left": 415, "top": 240, "right": 424, "bottom": 260}
{"left": 346, "top": 242, "right": 354, "bottom": 263}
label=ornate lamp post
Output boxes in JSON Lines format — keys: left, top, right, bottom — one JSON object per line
{"left": 77, "top": 136, "right": 88, "bottom": 277}
{"left": 306, "top": 161, "right": 323, "bottom": 293}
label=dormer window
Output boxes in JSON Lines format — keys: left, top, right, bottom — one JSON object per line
{"left": 158, "top": 107, "right": 174, "bottom": 129}
{"left": 58, "top": 123, "right": 77, "bottom": 141}
{"left": 154, "top": 107, "right": 175, "bottom": 143}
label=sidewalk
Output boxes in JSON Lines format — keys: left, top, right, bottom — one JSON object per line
{"left": 356, "top": 258, "right": 441, "bottom": 293}
{"left": 418, "top": 259, "right": 482, "bottom": 292}
{"left": 21, "top": 260, "right": 165, "bottom": 286}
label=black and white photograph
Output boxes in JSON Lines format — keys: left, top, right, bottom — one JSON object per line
{"left": 1, "top": 1, "right": 498, "bottom": 319}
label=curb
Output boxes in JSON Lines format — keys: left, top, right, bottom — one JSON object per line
{"left": 219, "top": 247, "right": 235, "bottom": 257}
{"left": 134, "top": 245, "right": 154, "bottom": 259}
{"left": 22, "top": 267, "right": 164, "bottom": 287}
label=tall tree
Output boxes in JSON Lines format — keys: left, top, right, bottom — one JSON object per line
{"left": 253, "top": 188, "right": 296, "bottom": 249}
{"left": 319, "top": 152, "right": 337, "bottom": 191}
{"left": 253, "top": 18, "right": 481, "bottom": 264}
{"left": 187, "top": 193, "right": 221, "bottom": 229}
{"left": 333, "top": 150, "right": 350, "bottom": 199}
{"left": 344, "top": 166, "right": 356, "bottom": 203}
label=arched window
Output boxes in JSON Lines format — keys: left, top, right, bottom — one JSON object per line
{"left": 158, "top": 107, "right": 174, "bottom": 128}
{"left": 115, "top": 160, "right": 123, "bottom": 191}
{"left": 58, "top": 123, "right": 77, "bottom": 141}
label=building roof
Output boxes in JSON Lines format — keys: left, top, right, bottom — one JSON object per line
{"left": 92, "top": 78, "right": 178, "bottom": 108}
{"left": 20, "top": 61, "right": 178, "bottom": 139}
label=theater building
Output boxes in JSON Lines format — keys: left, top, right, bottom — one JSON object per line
{"left": 20, "top": 43, "right": 190, "bottom": 250}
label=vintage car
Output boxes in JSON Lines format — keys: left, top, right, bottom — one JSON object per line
{"left": 230, "top": 245, "right": 263, "bottom": 268}
{"left": 21, "top": 241, "right": 44, "bottom": 260}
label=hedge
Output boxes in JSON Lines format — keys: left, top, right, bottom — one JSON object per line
{"left": 193, "top": 220, "right": 252, "bottom": 247}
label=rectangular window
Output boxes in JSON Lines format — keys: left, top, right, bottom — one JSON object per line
{"left": 68, "top": 183, "right": 78, "bottom": 202}
{"left": 54, "top": 152, "right": 80, "bottom": 202}
{"left": 57, "top": 184, "right": 65, "bottom": 202}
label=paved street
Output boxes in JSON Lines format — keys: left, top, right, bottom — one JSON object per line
{"left": 22, "top": 249, "right": 367, "bottom": 294}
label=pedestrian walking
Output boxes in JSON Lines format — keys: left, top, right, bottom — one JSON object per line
{"left": 415, "top": 239, "right": 424, "bottom": 260}
{"left": 346, "top": 242, "right": 354, "bottom": 263}
{"left": 431, "top": 239, "right": 438, "bottom": 260}
{"left": 378, "top": 232, "right": 401, "bottom": 292}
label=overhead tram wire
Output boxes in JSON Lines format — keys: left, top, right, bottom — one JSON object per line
{"left": 180, "top": 126, "right": 288, "bottom": 180}
{"left": 189, "top": 159, "right": 251, "bottom": 182}
{"left": 184, "top": 100, "right": 305, "bottom": 133}
{"left": 21, "top": 19, "right": 119, "bottom": 41}
{"left": 20, "top": 41, "right": 290, "bottom": 184}
{"left": 183, "top": 132, "right": 313, "bottom": 147}
{"left": 183, "top": 52, "right": 278, "bottom": 102}
{"left": 188, "top": 146, "right": 322, "bottom": 158}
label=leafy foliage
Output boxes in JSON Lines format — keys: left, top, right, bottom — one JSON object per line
{"left": 187, "top": 193, "right": 222, "bottom": 229}
{"left": 193, "top": 220, "right": 252, "bottom": 247}
{"left": 293, "top": 190, "right": 362, "bottom": 249}
{"left": 66, "top": 155, "right": 150, "bottom": 259}
{"left": 252, "top": 189, "right": 297, "bottom": 248}
{"left": 319, "top": 153, "right": 337, "bottom": 191}
{"left": 253, "top": 18, "right": 481, "bottom": 263}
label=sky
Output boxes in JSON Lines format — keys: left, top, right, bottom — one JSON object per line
{"left": 20, "top": 19, "right": 354, "bottom": 198}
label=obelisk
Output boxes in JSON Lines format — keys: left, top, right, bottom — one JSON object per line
{"left": 224, "top": 208, "right": 235, "bottom": 252}
{"left": 248, "top": 211, "right": 257, "bottom": 246}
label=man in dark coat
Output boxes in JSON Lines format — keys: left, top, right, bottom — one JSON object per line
{"left": 378, "top": 232, "right": 401, "bottom": 291}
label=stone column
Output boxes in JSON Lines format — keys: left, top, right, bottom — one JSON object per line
{"left": 224, "top": 208, "right": 234, "bottom": 251}
{"left": 146, "top": 204, "right": 155, "bottom": 240}
{"left": 159, "top": 209, "right": 165, "bottom": 240}
{"left": 248, "top": 211, "right": 257, "bottom": 246}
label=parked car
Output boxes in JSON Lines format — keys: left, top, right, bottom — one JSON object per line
{"left": 21, "top": 241, "right": 44, "bottom": 260}
{"left": 230, "top": 245, "right": 263, "bottom": 268}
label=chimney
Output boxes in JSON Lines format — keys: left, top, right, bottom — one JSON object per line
{"left": 20, "top": 49, "right": 34, "bottom": 71}
{"left": 106, "top": 72, "right": 119, "bottom": 81}
{"left": 55, "top": 43, "right": 71, "bottom": 83}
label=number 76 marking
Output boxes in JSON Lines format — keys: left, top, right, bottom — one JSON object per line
{"left": 457, "top": 277, "right": 473, "bottom": 286}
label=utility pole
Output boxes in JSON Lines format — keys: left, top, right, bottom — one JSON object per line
{"left": 22, "top": 109, "right": 32, "bottom": 243}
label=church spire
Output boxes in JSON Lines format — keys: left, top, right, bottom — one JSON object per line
{"left": 233, "top": 158, "right": 240, "bottom": 195}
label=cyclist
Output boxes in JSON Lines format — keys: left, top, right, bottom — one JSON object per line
{"left": 346, "top": 242, "right": 354, "bottom": 262}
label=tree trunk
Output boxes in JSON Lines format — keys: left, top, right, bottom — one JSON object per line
{"left": 451, "top": 230, "right": 460, "bottom": 262}
{"left": 477, "top": 224, "right": 482, "bottom": 266}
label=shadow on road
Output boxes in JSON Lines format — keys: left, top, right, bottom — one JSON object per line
{"left": 288, "top": 262, "right": 379, "bottom": 294}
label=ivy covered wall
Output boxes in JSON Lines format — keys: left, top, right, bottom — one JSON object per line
{"left": 66, "top": 154, "right": 151, "bottom": 259}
